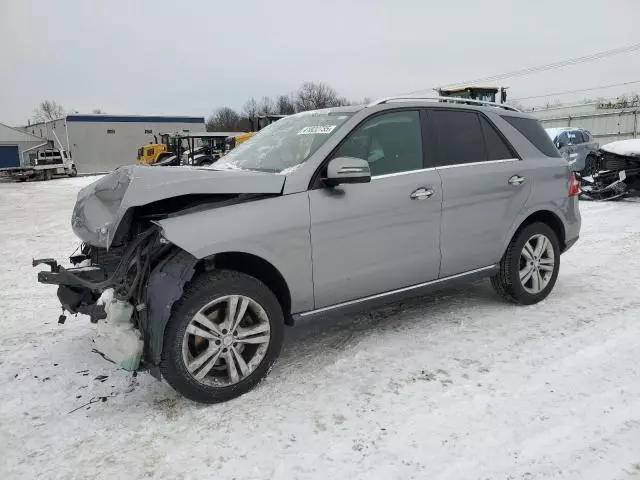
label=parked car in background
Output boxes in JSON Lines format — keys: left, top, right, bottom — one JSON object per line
{"left": 35, "top": 98, "right": 581, "bottom": 404}
{"left": 545, "top": 127, "right": 599, "bottom": 174}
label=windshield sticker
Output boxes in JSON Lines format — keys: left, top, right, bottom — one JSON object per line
{"left": 297, "top": 125, "right": 337, "bottom": 135}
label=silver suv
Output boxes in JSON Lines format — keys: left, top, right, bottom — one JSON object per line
{"left": 35, "top": 97, "right": 581, "bottom": 403}
{"left": 546, "top": 127, "right": 599, "bottom": 174}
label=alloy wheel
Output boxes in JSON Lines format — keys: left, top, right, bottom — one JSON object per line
{"left": 519, "top": 234, "right": 555, "bottom": 294}
{"left": 182, "top": 295, "right": 271, "bottom": 386}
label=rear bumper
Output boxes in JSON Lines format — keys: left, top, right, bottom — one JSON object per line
{"left": 562, "top": 196, "right": 581, "bottom": 253}
{"left": 563, "top": 235, "right": 579, "bottom": 253}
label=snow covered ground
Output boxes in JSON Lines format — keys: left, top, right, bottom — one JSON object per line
{"left": 1, "top": 176, "right": 640, "bottom": 480}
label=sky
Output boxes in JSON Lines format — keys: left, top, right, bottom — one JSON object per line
{"left": 1, "top": 0, "right": 639, "bottom": 125}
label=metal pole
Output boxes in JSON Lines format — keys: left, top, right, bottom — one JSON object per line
{"left": 64, "top": 117, "right": 71, "bottom": 156}
{"left": 634, "top": 111, "right": 638, "bottom": 139}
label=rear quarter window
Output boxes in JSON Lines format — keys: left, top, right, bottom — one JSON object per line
{"left": 501, "top": 116, "right": 560, "bottom": 158}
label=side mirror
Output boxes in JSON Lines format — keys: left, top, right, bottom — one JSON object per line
{"left": 324, "top": 157, "right": 371, "bottom": 187}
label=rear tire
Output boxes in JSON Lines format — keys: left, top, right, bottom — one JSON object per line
{"left": 160, "top": 270, "right": 284, "bottom": 404}
{"left": 68, "top": 166, "right": 77, "bottom": 177}
{"left": 491, "top": 222, "right": 561, "bottom": 305}
{"left": 44, "top": 169, "right": 53, "bottom": 181}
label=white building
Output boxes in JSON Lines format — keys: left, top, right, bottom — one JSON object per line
{"left": 23, "top": 114, "right": 205, "bottom": 173}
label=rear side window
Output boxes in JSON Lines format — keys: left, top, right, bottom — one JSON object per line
{"left": 501, "top": 116, "right": 560, "bottom": 157}
{"left": 479, "top": 116, "right": 516, "bottom": 160}
{"left": 430, "top": 110, "right": 485, "bottom": 165}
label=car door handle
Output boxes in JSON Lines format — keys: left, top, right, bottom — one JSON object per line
{"left": 410, "top": 187, "right": 434, "bottom": 200}
{"left": 508, "top": 175, "right": 525, "bottom": 186}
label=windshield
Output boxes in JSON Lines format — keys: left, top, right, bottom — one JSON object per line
{"left": 215, "top": 110, "right": 352, "bottom": 173}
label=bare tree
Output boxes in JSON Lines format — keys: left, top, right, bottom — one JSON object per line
{"left": 276, "top": 94, "right": 296, "bottom": 115}
{"left": 257, "top": 96, "right": 275, "bottom": 115}
{"left": 32, "top": 100, "right": 65, "bottom": 123}
{"left": 206, "top": 107, "right": 242, "bottom": 131}
{"left": 242, "top": 97, "right": 259, "bottom": 120}
{"left": 295, "top": 82, "right": 348, "bottom": 111}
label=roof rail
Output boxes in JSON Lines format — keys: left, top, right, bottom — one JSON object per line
{"left": 367, "top": 95, "right": 521, "bottom": 112}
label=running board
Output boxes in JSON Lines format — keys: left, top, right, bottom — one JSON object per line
{"left": 293, "top": 265, "right": 498, "bottom": 322}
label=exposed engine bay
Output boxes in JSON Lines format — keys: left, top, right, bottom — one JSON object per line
{"left": 579, "top": 139, "right": 640, "bottom": 201}
{"left": 33, "top": 165, "right": 284, "bottom": 373}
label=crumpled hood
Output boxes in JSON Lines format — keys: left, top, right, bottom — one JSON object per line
{"left": 71, "top": 165, "right": 285, "bottom": 248}
{"left": 600, "top": 139, "right": 640, "bottom": 157}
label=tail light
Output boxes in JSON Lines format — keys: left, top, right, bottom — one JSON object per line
{"left": 568, "top": 172, "right": 580, "bottom": 197}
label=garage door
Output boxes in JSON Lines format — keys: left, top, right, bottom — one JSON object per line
{"left": 0, "top": 145, "right": 20, "bottom": 168}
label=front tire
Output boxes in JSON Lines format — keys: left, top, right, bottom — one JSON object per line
{"left": 160, "top": 270, "right": 284, "bottom": 403}
{"left": 491, "top": 222, "right": 561, "bottom": 305}
{"left": 196, "top": 157, "right": 214, "bottom": 167}
{"left": 582, "top": 154, "right": 599, "bottom": 177}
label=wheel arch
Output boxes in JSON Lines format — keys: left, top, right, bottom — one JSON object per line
{"left": 207, "top": 251, "right": 293, "bottom": 326}
{"left": 144, "top": 247, "right": 293, "bottom": 371}
{"left": 507, "top": 209, "right": 567, "bottom": 254}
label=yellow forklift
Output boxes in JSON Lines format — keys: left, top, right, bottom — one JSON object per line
{"left": 136, "top": 133, "right": 182, "bottom": 165}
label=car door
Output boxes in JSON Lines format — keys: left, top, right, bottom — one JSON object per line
{"left": 428, "top": 108, "right": 532, "bottom": 277}
{"left": 308, "top": 109, "right": 443, "bottom": 309}
{"left": 566, "top": 130, "right": 585, "bottom": 170}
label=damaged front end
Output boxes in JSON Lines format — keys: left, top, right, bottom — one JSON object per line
{"left": 34, "top": 164, "right": 284, "bottom": 375}
{"left": 579, "top": 140, "right": 640, "bottom": 201}
{"left": 34, "top": 226, "right": 183, "bottom": 372}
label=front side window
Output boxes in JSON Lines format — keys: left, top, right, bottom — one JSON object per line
{"left": 430, "top": 110, "right": 485, "bottom": 166}
{"left": 332, "top": 110, "right": 423, "bottom": 176}
{"left": 216, "top": 110, "right": 353, "bottom": 173}
{"left": 557, "top": 131, "right": 570, "bottom": 148}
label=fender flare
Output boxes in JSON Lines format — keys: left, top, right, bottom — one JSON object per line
{"left": 144, "top": 248, "right": 198, "bottom": 370}
{"left": 501, "top": 204, "right": 567, "bottom": 255}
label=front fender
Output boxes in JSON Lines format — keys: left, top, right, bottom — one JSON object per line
{"left": 155, "top": 193, "right": 314, "bottom": 314}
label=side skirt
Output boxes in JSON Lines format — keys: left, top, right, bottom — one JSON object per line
{"left": 292, "top": 265, "right": 499, "bottom": 322}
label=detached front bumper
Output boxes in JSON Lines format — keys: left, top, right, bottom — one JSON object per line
{"left": 34, "top": 229, "right": 196, "bottom": 376}
{"left": 34, "top": 256, "right": 144, "bottom": 371}
{"left": 34, "top": 258, "right": 110, "bottom": 322}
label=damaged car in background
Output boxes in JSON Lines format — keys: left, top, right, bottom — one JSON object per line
{"left": 578, "top": 139, "right": 640, "bottom": 201}
{"left": 34, "top": 99, "right": 580, "bottom": 403}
